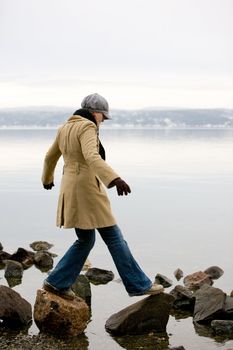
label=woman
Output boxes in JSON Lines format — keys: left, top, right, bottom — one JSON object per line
{"left": 42, "top": 93, "right": 164, "bottom": 299}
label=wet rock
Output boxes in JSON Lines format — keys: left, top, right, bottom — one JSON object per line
{"left": 174, "top": 268, "right": 184, "bottom": 281}
{"left": 211, "top": 320, "right": 233, "bottom": 335}
{"left": 184, "top": 271, "right": 212, "bottom": 290}
{"left": 85, "top": 267, "right": 114, "bottom": 285}
{"left": 223, "top": 296, "right": 233, "bottom": 317}
{"left": 0, "top": 285, "right": 32, "bottom": 328}
{"left": 5, "top": 276, "right": 22, "bottom": 288}
{"left": 34, "top": 289, "right": 90, "bottom": 336}
{"left": 34, "top": 251, "right": 53, "bottom": 270}
{"left": 82, "top": 259, "right": 92, "bottom": 271}
{"left": 170, "top": 285, "right": 195, "bottom": 311}
{"left": 193, "top": 321, "right": 214, "bottom": 338}
{"left": 4, "top": 260, "right": 23, "bottom": 279}
{"left": 0, "top": 242, "right": 3, "bottom": 251}
{"left": 193, "top": 285, "right": 226, "bottom": 323}
{"left": 105, "top": 293, "right": 174, "bottom": 335}
{"left": 10, "top": 248, "right": 35, "bottom": 269}
{"left": 204, "top": 266, "right": 224, "bottom": 280}
{"left": 72, "top": 275, "right": 91, "bottom": 307}
{"left": 155, "top": 273, "right": 173, "bottom": 288}
{"left": 30, "top": 241, "right": 53, "bottom": 251}
{"left": 0, "top": 251, "right": 11, "bottom": 264}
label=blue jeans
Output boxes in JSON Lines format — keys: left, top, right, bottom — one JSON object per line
{"left": 46, "top": 225, "right": 152, "bottom": 296}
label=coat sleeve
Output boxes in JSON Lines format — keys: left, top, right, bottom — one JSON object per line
{"left": 41, "top": 131, "right": 62, "bottom": 185}
{"left": 79, "top": 122, "right": 119, "bottom": 188}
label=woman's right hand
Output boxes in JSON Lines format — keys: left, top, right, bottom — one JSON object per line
{"left": 43, "top": 182, "right": 54, "bottom": 190}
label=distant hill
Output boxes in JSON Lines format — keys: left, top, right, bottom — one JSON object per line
{"left": 0, "top": 107, "right": 232, "bottom": 128}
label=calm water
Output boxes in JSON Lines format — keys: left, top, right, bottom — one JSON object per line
{"left": 0, "top": 128, "right": 233, "bottom": 349}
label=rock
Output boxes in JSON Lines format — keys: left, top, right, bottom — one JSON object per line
{"left": 183, "top": 271, "right": 212, "bottom": 290}
{"left": 30, "top": 241, "right": 53, "bottom": 251}
{"left": 0, "top": 251, "right": 11, "bottom": 264}
{"left": 211, "top": 320, "right": 233, "bottom": 335}
{"left": 5, "top": 276, "right": 22, "bottom": 288}
{"left": 155, "top": 273, "right": 173, "bottom": 288}
{"left": 174, "top": 268, "right": 184, "bottom": 281}
{"left": 223, "top": 296, "right": 233, "bottom": 317}
{"left": 204, "top": 266, "right": 224, "bottom": 280}
{"left": 193, "top": 285, "right": 226, "bottom": 323}
{"left": 4, "top": 260, "right": 23, "bottom": 278}
{"left": 34, "top": 251, "right": 53, "bottom": 270}
{"left": 170, "top": 347, "right": 186, "bottom": 350}
{"left": 85, "top": 267, "right": 114, "bottom": 285}
{"left": 105, "top": 293, "right": 174, "bottom": 335}
{"left": 0, "top": 285, "right": 32, "bottom": 328}
{"left": 0, "top": 242, "right": 3, "bottom": 251}
{"left": 230, "top": 290, "right": 233, "bottom": 297}
{"left": 82, "top": 259, "right": 92, "bottom": 271}
{"left": 34, "top": 289, "right": 90, "bottom": 336}
{"left": 170, "top": 285, "right": 195, "bottom": 311}
{"left": 72, "top": 275, "right": 91, "bottom": 307}
{"left": 10, "top": 248, "right": 35, "bottom": 269}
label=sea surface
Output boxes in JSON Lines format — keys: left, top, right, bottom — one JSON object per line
{"left": 0, "top": 128, "right": 233, "bottom": 349}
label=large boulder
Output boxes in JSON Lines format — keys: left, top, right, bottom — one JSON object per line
{"left": 10, "top": 248, "right": 35, "bottom": 269}
{"left": 105, "top": 293, "right": 174, "bottom": 335}
{"left": 34, "top": 289, "right": 90, "bottom": 337}
{"left": 170, "top": 285, "right": 195, "bottom": 312}
{"left": 85, "top": 267, "right": 114, "bottom": 285}
{"left": 0, "top": 285, "right": 32, "bottom": 328}
{"left": 193, "top": 285, "right": 226, "bottom": 323}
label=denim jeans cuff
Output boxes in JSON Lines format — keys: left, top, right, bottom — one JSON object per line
{"left": 127, "top": 282, "right": 153, "bottom": 297}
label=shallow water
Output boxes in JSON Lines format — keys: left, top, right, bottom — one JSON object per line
{"left": 0, "top": 128, "right": 233, "bottom": 349}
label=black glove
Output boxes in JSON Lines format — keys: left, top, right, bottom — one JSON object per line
{"left": 43, "top": 182, "right": 54, "bottom": 190}
{"left": 109, "top": 178, "right": 131, "bottom": 196}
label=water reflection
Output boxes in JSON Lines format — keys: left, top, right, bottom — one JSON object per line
{"left": 0, "top": 128, "right": 233, "bottom": 350}
{"left": 0, "top": 330, "right": 89, "bottom": 350}
{"left": 194, "top": 322, "right": 233, "bottom": 343}
{"left": 111, "top": 332, "right": 169, "bottom": 350}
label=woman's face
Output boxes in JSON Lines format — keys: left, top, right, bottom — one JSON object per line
{"left": 93, "top": 112, "right": 104, "bottom": 126}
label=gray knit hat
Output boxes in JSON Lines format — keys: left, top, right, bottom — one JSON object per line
{"left": 81, "top": 93, "right": 110, "bottom": 119}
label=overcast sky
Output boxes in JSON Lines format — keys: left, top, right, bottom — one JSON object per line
{"left": 0, "top": 0, "right": 232, "bottom": 109}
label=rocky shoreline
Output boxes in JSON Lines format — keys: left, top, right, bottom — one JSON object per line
{"left": 1, "top": 241, "right": 233, "bottom": 350}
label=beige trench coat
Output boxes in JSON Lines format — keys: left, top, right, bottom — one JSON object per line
{"left": 42, "top": 115, "right": 119, "bottom": 229}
